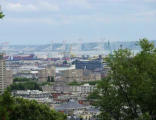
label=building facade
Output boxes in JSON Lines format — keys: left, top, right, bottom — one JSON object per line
{"left": 38, "top": 65, "right": 56, "bottom": 83}
{"left": 75, "top": 59, "right": 103, "bottom": 72}
{"left": 0, "top": 53, "right": 6, "bottom": 93}
{"left": 6, "top": 69, "right": 13, "bottom": 87}
{"left": 61, "top": 69, "right": 101, "bottom": 83}
{"left": 70, "top": 84, "right": 95, "bottom": 94}
{"left": 61, "top": 69, "right": 83, "bottom": 82}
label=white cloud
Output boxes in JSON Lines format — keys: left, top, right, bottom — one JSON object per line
{"left": 38, "top": 1, "right": 60, "bottom": 11}
{"left": 5, "top": 3, "right": 37, "bottom": 12}
{"left": 96, "top": 0, "right": 156, "bottom": 3}
{"left": 3, "top": 1, "right": 60, "bottom": 12}
{"left": 1, "top": 0, "right": 156, "bottom": 24}
{"left": 66, "top": 0, "right": 92, "bottom": 9}
{"left": 133, "top": 10, "right": 156, "bottom": 18}
{"left": 144, "top": 0, "right": 156, "bottom": 2}
{"left": 6, "top": 17, "right": 57, "bottom": 24}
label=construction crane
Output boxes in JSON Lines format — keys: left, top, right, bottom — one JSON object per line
{"left": 61, "top": 42, "right": 75, "bottom": 59}
{"left": 67, "top": 44, "right": 73, "bottom": 58}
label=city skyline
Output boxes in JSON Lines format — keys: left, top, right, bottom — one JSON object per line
{"left": 0, "top": 0, "right": 156, "bottom": 45}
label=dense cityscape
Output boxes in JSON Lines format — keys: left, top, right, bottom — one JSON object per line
{"left": 0, "top": 48, "right": 109, "bottom": 119}
{"left": 0, "top": 0, "right": 156, "bottom": 120}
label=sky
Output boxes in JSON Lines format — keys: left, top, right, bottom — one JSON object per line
{"left": 0, "top": 0, "right": 156, "bottom": 45}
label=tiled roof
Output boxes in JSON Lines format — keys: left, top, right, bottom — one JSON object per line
{"left": 55, "top": 100, "right": 86, "bottom": 110}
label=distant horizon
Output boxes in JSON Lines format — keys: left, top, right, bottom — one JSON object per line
{"left": 1, "top": 37, "right": 154, "bottom": 45}
{"left": 4, "top": 39, "right": 155, "bottom": 46}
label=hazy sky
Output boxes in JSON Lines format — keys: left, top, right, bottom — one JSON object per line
{"left": 0, "top": 0, "right": 156, "bottom": 45}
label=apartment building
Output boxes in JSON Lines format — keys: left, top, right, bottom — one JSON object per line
{"left": 70, "top": 84, "right": 95, "bottom": 94}
{"left": 61, "top": 69, "right": 83, "bottom": 82}
{"left": 0, "top": 53, "right": 7, "bottom": 93}
{"left": 61, "top": 69, "right": 101, "bottom": 83}
{"left": 6, "top": 69, "right": 13, "bottom": 87}
{"left": 38, "top": 65, "right": 56, "bottom": 83}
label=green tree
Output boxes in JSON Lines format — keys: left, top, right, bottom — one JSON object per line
{"left": 90, "top": 38, "right": 156, "bottom": 119}
{"left": 0, "top": 91, "right": 14, "bottom": 120}
{"left": 13, "top": 77, "right": 34, "bottom": 82}
{"left": 0, "top": 12, "right": 4, "bottom": 19}
{"left": 8, "top": 81, "right": 42, "bottom": 91}
{"left": 0, "top": 91, "right": 66, "bottom": 120}
{"left": 0, "top": 6, "right": 5, "bottom": 19}
{"left": 47, "top": 76, "right": 55, "bottom": 82}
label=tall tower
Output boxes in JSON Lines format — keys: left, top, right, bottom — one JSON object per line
{"left": 0, "top": 53, "right": 6, "bottom": 93}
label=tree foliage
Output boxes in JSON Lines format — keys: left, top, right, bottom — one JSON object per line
{"left": 8, "top": 81, "right": 42, "bottom": 91}
{"left": 13, "top": 77, "right": 35, "bottom": 82}
{"left": 90, "top": 38, "right": 156, "bottom": 119}
{"left": 0, "top": 91, "right": 66, "bottom": 120}
{"left": 47, "top": 76, "right": 55, "bottom": 82}
{"left": 0, "top": 12, "right": 4, "bottom": 19}
{"left": 0, "top": 6, "right": 4, "bottom": 19}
